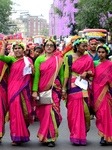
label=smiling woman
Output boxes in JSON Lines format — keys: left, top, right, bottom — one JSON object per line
{"left": 0, "top": 37, "right": 34, "bottom": 145}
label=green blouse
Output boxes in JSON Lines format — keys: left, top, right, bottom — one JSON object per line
{"left": 33, "top": 53, "right": 64, "bottom": 92}
{"left": 0, "top": 55, "right": 19, "bottom": 77}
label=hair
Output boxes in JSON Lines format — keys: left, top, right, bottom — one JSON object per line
{"left": 97, "top": 37, "right": 106, "bottom": 44}
{"left": 97, "top": 46, "right": 109, "bottom": 59}
{"left": 73, "top": 38, "right": 87, "bottom": 53}
{"left": 34, "top": 45, "right": 43, "bottom": 53}
{"left": 44, "top": 40, "right": 56, "bottom": 51}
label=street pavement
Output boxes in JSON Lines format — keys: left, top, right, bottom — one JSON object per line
{"left": 1, "top": 101, "right": 112, "bottom": 150}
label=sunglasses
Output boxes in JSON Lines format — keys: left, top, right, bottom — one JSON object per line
{"left": 45, "top": 44, "right": 54, "bottom": 48}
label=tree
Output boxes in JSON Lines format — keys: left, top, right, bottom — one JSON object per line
{"left": 0, "top": 0, "right": 13, "bottom": 34}
{"left": 75, "top": 0, "right": 112, "bottom": 34}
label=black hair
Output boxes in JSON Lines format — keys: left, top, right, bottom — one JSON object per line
{"left": 97, "top": 37, "right": 106, "bottom": 44}
{"left": 73, "top": 38, "right": 87, "bottom": 53}
{"left": 44, "top": 40, "right": 56, "bottom": 51}
{"left": 34, "top": 45, "right": 43, "bottom": 53}
{"left": 97, "top": 46, "right": 109, "bottom": 59}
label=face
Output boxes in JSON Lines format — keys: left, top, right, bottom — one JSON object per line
{"left": 45, "top": 41, "right": 55, "bottom": 54}
{"left": 13, "top": 45, "right": 24, "bottom": 58}
{"left": 34, "top": 48, "right": 42, "bottom": 58}
{"left": 30, "top": 48, "right": 34, "bottom": 54}
{"left": 24, "top": 49, "right": 30, "bottom": 56}
{"left": 97, "top": 48, "right": 107, "bottom": 60}
{"left": 7, "top": 48, "right": 11, "bottom": 54}
{"left": 89, "top": 42, "right": 97, "bottom": 51}
{"left": 71, "top": 39, "right": 75, "bottom": 47}
{"left": 77, "top": 42, "right": 88, "bottom": 54}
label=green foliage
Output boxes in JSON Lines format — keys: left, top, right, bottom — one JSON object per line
{"left": 75, "top": 0, "right": 112, "bottom": 32}
{"left": 51, "top": 5, "right": 63, "bottom": 18}
{"left": 0, "top": 0, "right": 13, "bottom": 34}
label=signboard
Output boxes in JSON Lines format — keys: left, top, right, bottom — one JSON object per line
{"left": 86, "top": 32, "right": 105, "bottom": 37}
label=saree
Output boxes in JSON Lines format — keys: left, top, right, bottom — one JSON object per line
{"left": 93, "top": 60, "right": 112, "bottom": 142}
{"left": 36, "top": 55, "right": 63, "bottom": 142}
{"left": 8, "top": 58, "right": 33, "bottom": 142}
{"left": 0, "top": 61, "right": 8, "bottom": 138}
{"left": 67, "top": 54, "right": 94, "bottom": 145}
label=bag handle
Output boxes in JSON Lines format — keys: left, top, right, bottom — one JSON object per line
{"left": 67, "top": 55, "right": 72, "bottom": 90}
{"left": 51, "top": 56, "right": 58, "bottom": 89}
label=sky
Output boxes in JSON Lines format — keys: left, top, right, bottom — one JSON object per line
{"left": 11, "top": 0, "right": 53, "bottom": 22}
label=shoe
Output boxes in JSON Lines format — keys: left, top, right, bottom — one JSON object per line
{"left": 100, "top": 137, "right": 106, "bottom": 145}
{"left": 12, "top": 141, "right": 21, "bottom": 146}
{"left": 47, "top": 142, "right": 55, "bottom": 147}
{"left": 0, "top": 138, "right": 2, "bottom": 143}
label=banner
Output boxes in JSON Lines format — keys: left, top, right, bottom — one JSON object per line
{"left": 0, "top": 33, "right": 23, "bottom": 50}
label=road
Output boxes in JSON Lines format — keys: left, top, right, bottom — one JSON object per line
{"left": 1, "top": 101, "right": 112, "bottom": 150}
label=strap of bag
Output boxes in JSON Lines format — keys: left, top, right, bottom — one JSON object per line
{"left": 67, "top": 55, "right": 72, "bottom": 90}
{"left": 51, "top": 56, "right": 58, "bottom": 89}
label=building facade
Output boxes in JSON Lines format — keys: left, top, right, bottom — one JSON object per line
{"left": 49, "top": 0, "right": 79, "bottom": 38}
{"left": 27, "top": 16, "right": 49, "bottom": 38}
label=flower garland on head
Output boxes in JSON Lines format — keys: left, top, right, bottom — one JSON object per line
{"left": 44, "top": 38, "right": 56, "bottom": 46}
{"left": 73, "top": 38, "right": 88, "bottom": 46}
{"left": 96, "top": 44, "right": 110, "bottom": 54}
{"left": 12, "top": 41, "right": 25, "bottom": 51}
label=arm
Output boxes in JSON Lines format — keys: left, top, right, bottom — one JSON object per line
{"left": 32, "top": 57, "right": 41, "bottom": 100}
{"left": 59, "top": 63, "right": 64, "bottom": 87}
{"left": 61, "top": 57, "right": 69, "bottom": 100}
{"left": 0, "top": 36, "right": 8, "bottom": 56}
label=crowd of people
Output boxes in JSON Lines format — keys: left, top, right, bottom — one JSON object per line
{"left": 0, "top": 35, "right": 112, "bottom": 147}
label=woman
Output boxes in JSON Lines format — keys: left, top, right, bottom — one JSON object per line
{"left": 32, "top": 38, "right": 64, "bottom": 147}
{"left": 0, "top": 37, "right": 34, "bottom": 145}
{"left": 61, "top": 38, "right": 94, "bottom": 145}
{"left": 0, "top": 56, "right": 8, "bottom": 142}
{"left": 93, "top": 44, "right": 112, "bottom": 145}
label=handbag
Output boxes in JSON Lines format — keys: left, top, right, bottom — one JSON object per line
{"left": 37, "top": 56, "right": 58, "bottom": 105}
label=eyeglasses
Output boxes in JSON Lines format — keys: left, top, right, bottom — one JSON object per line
{"left": 45, "top": 44, "right": 54, "bottom": 48}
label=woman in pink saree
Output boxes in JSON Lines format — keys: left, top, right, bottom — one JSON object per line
{"left": 32, "top": 38, "right": 64, "bottom": 147}
{"left": 0, "top": 38, "right": 34, "bottom": 145}
{"left": 62, "top": 38, "right": 94, "bottom": 145}
{"left": 0, "top": 60, "right": 8, "bottom": 142}
{"left": 93, "top": 44, "right": 112, "bottom": 145}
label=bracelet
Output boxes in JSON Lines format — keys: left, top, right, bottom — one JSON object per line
{"left": 2, "top": 47, "right": 5, "bottom": 50}
{"left": 61, "top": 89, "right": 66, "bottom": 92}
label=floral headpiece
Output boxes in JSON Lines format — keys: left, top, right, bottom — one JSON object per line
{"left": 73, "top": 38, "right": 88, "bottom": 46}
{"left": 44, "top": 38, "right": 56, "bottom": 46}
{"left": 12, "top": 41, "right": 25, "bottom": 51}
{"left": 96, "top": 44, "right": 110, "bottom": 54}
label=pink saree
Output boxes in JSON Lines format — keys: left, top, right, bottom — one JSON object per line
{"left": 8, "top": 58, "right": 33, "bottom": 142}
{"left": 67, "top": 54, "right": 94, "bottom": 145}
{"left": 93, "top": 60, "right": 112, "bottom": 142}
{"left": 0, "top": 61, "right": 8, "bottom": 138}
{"left": 36, "top": 55, "right": 63, "bottom": 143}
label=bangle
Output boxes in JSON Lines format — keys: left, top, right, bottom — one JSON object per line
{"left": 2, "top": 47, "right": 5, "bottom": 50}
{"left": 61, "top": 89, "right": 66, "bottom": 92}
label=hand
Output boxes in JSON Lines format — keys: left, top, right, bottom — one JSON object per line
{"left": 61, "top": 91, "right": 67, "bottom": 100}
{"left": 29, "top": 63, "right": 34, "bottom": 72}
{"left": 32, "top": 91, "right": 38, "bottom": 101}
{"left": 3, "top": 36, "right": 8, "bottom": 46}
{"left": 87, "top": 70, "right": 93, "bottom": 75}
{"left": 80, "top": 72, "right": 87, "bottom": 80}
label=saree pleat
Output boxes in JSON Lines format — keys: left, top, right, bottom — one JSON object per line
{"left": 8, "top": 58, "right": 33, "bottom": 142}
{"left": 0, "top": 61, "right": 8, "bottom": 138}
{"left": 36, "top": 56, "right": 63, "bottom": 143}
{"left": 66, "top": 54, "right": 94, "bottom": 145}
{"left": 93, "top": 60, "right": 112, "bottom": 142}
